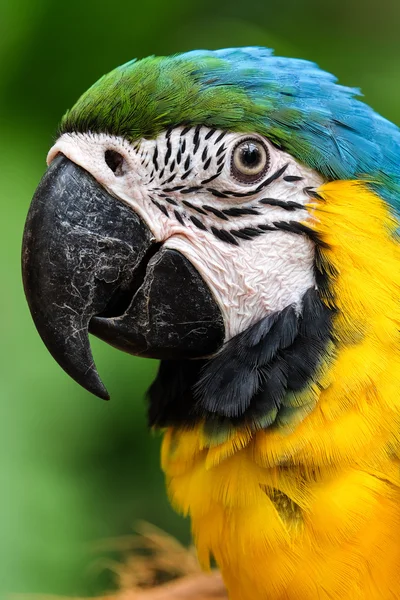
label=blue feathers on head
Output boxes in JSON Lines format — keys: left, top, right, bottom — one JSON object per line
{"left": 185, "top": 47, "right": 400, "bottom": 216}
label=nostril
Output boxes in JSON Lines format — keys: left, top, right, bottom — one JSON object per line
{"left": 104, "top": 149, "right": 125, "bottom": 176}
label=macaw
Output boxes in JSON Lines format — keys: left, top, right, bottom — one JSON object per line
{"left": 21, "top": 47, "right": 400, "bottom": 600}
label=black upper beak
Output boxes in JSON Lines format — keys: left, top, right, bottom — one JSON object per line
{"left": 22, "top": 155, "right": 224, "bottom": 399}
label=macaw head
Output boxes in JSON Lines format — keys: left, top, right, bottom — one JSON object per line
{"left": 22, "top": 48, "right": 400, "bottom": 433}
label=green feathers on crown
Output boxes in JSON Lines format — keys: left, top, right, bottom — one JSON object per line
{"left": 60, "top": 55, "right": 262, "bottom": 142}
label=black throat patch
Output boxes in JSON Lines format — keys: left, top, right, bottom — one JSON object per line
{"left": 147, "top": 286, "right": 335, "bottom": 431}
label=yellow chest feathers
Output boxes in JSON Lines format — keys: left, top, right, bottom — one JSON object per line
{"left": 161, "top": 182, "right": 400, "bottom": 600}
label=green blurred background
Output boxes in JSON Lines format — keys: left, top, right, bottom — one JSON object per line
{"left": 1, "top": 0, "right": 400, "bottom": 596}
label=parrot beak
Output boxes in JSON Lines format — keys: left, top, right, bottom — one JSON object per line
{"left": 22, "top": 155, "right": 224, "bottom": 399}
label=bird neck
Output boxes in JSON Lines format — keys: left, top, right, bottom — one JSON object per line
{"left": 161, "top": 181, "right": 400, "bottom": 599}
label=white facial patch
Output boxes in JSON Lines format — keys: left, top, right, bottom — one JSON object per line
{"left": 48, "top": 128, "right": 324, "bottom": 341}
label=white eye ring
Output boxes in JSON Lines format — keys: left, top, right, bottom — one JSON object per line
{"left": 231, "top": 138, "right": 270, "bottom": 184}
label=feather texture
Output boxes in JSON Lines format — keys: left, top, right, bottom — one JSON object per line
{"left": 162, "top": 182, "right": 400, "bottom": 599}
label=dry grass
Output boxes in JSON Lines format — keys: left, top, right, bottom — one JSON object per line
{"left": 96, "top": 522, "right": 227, "bottom": 599}
{"left": 11, "top": 523, "right": 227, "bottom": 600}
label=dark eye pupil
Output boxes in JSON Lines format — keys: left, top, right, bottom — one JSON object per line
{"left": 240, "top": 143, "right": 261, "bottom": 167}
{"left": 231, "top": 137, "right": 269, "bottom": 184}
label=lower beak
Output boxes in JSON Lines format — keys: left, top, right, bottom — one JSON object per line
{"left": 22, "top": 155, "right": 224, "bottom": 399}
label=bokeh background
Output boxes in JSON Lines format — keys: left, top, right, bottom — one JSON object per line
{"left": 1, "top": 0, "right": 400, "bottom": 596}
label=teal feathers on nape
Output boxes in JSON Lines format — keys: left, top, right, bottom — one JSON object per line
{"left": 60, "top": 47, "right": 400, "bottom": 216}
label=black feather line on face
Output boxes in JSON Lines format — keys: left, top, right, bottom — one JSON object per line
{"left": 174, "top": 210, "right": 185, "bottom": 225}
{"left": 182, "top": 200, "right": 208, "bottom": 215}
{"left": 273, "top": 221, "right": 330, "bottom": 248}
{"left": 222, "top": 207, "right": 260, "bottom": 216}
{"left": 205, "top": 128, "right": 216, "bottom": 140}
{"left": 164, "top": 173, "right": 176, "bottom": 184}
{"left": 211, "top": 227, "right": 239, "bottom": 245}
{"left": 193, "top": 125, "right": 201, "bottom": 154}
{"left": 259, "top": 198, "right": 304, "bottom": 211}
{"left": 203, "top": 157, "right": 212, "bottom": 170}
{"left": 194, "top": 304, "right": 299, "bottom": 418}
{"left": 147, "top": 287, "right": 335, "bottom": 430}
{"left": 283, "top": 175, "right": 303, "bottom": 182}
{"left": 203, "top": 205, "right": 229, "bottom": 220}
{"left": 219, "top": 164, "right": 289, "bottom": 198}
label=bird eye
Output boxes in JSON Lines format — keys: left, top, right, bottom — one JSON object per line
{"left": 231, "top": 138, "right": 270, "bottom": 184}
